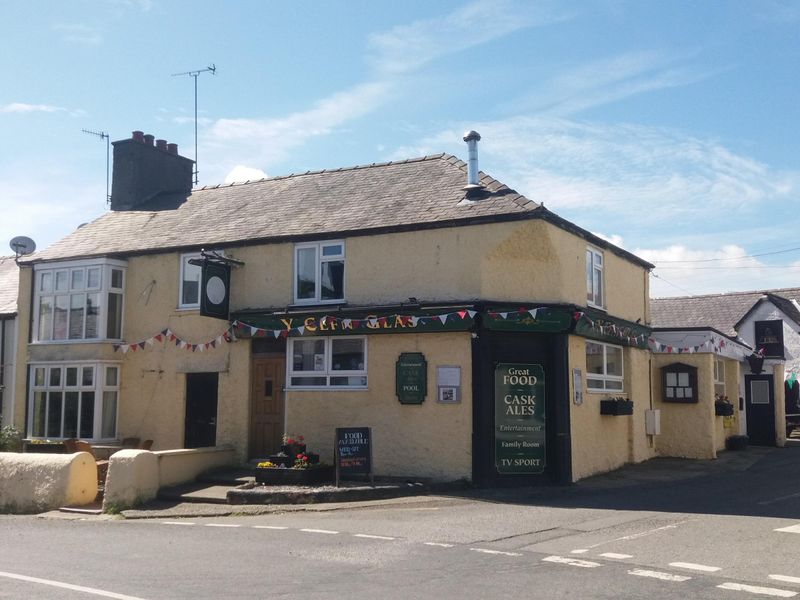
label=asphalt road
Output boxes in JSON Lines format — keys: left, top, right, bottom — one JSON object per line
{"left": 2, "top": 444, "right": 800, "bottom": 599}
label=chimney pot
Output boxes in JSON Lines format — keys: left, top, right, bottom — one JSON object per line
{"left": 132, "top": 130, "right": 145, "bottom": 142}
{"left": 167, "top": 143, "right": 178, "bottom": 155}
{"left": 143, "top": 134, "right": 154, "bottom": 146}
{"left": 462, "top": 130, "right": 483, "bottom": 190}
{"left": 156, "top": 139, "right": 167, "bottom": 151}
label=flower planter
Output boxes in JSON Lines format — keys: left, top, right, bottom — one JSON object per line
{"left": 254, "top": 465, "right": 334, "bottom": 486}
{"left": 268, "top": 451, "right": 319, "bottom": 468}
{"left": 715, "top": 401, "right": 734, "bottom": 416}
{"left": 280, "top": 443, "right": 306, "bottom": 456}
{"left": 600, "top": 399, "right": 634, "bottom": 416}
{"left": 23, "top": 441, "right": 66, "bottom": 453}
{"left": 747, "top": 355, "right": 764, "bottom": 374}
{"left": 725, "top": 435, "right": 748, "bottom": 451}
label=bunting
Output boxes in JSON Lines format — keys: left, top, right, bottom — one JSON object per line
{"left": 647, "top": 334, "right": 751, "bottom": 357}
{"left": 573, "top": 311, "right": 649, "bottom": 347}
{"left": 113, "top": 326, "right": 234, "bottom": 354}
{"left": 233, "top": 309, "right": 478, "bottom": 339}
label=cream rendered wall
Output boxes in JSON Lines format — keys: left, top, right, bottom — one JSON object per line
{"left": 227, "top": 220, "right": 648, "bottom": 324}
{"left": 11, "top": 266, "right": 32, "bottom": 433}
{"left": 569, "top": 336, "right": 655, "bottom": 481}
{"left": 285, "top": 332, "right": 472, "bottom": 482}
{"left": 652, "top": 354, "right": 716, "bottom": 459}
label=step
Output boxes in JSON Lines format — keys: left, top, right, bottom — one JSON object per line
{"left": 158, "top": 482, "right": 237, "bottom": 504}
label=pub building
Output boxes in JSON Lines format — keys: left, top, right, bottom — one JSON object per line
{"left": 11, "top": 129, "right": 655, "bottom": 486}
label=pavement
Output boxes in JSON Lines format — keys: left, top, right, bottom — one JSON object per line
{"left": 39, "top": 443, "right": 784, "bottom": 521}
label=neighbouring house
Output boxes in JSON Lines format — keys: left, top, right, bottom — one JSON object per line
{"left": 8, "top": 129, "right": 657, "bottom": 485}
{"left": 651, "top": 288, "right": 800, "bottom": 452}
{"left": 0, "top": 256, "right": 19, "bottom": 427}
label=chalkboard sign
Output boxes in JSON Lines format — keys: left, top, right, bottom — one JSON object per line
{"left": 335, "top": 427, "right": 373, "bottom": 485}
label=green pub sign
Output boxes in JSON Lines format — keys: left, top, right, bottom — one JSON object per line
{"left": 495, "top": 363, "right": 546, "bottom": 474}
{"left": 396, "top": 352, "right": 427, "bottom": 404}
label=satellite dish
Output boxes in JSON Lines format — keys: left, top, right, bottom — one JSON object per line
{"left": 9, "top": 236, "right": 36, "bottom": 259}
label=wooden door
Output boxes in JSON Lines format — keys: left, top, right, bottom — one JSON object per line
{"left": 250, "top": 356, "right": 285, "bottom": 458}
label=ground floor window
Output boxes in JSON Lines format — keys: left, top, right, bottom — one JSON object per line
{"left": 586, "top": 341, "right": 623, "bottom": 391}
{"left": 28, "top": 362, "right": 120, "bottom": 440}
{"left": 288, "top": 336, "right": 367, "bottom": 388}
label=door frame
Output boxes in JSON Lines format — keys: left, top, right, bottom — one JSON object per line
{"left": 745, "top": 373, "right": 776, "bottom": 446}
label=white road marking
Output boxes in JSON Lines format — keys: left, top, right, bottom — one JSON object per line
{"left": 204, "top": 523, "right": 241, "bottom": 528}
{"left": 300, "top": 528, "right": 339, "bottom": 535}
{"left": 717, "top": 582, "right": 797, "bottom": 597}
{"left": 0, "top": 571, "right": 147, "bottom": 600}
{"left": 253, "top": 525, "right": 289, "bottom": 530}
{"left": 584, "top": 520, "right": 690, "bottom": 550}
{"left": 669, "top": 562, "right": 722, "bottom": 572}
{"left": 759, "top": 492, "right": 800, "bottom": 506}
{"left": 542, "top": 555, "right": 601, "bottom": 568}
{"left": 424, "top": 542, "right": 454, "bottom": 548}
{"left": 570, "top": 549, "right": 589, "bottom": 554}
{"left": 161, "top": 521, "right": 195, "bottom": 526}
{"left": 628, "top": 569, "right": 692, "bottom": 582}
{"left": 470, "top": 548, "right": 522, "bottom": 557}
{"left": 775, "top": 524, "right": 800, "bottom": 534}
{"left": 353, "top": 534, "right": 396, "bottom": 540}
{"left": 770, "top": 575, "right": 800, "bottom": 585}
{"left": 600, "top": 553, "right": 633, "bottom": 559}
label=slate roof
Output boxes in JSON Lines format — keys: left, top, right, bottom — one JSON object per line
{"left": 651, "top": 287, "right": 800, "bottom": 336}
{"left": 0, "top": 256, "right": 19, "bottom": 316}
{"left": 23, "top": 153, "right": 652, "bottom": 269}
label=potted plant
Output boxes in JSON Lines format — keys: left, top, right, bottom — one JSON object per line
{"left": 254, "top": 454, "right": 333, "bottom": 485}
{"left": 747, "top": 348, "right": 765, "bottom": 374}
{"left": 280, "top": 433, "right": 306, "bottom": 456}
{"left": 600, "top": 396, "right": 634, "bottom": 416}
{"left": 0, "top": 425, "right": 22, "bottom": 452}
{"left": 714, "top": 394, "right": 734, "bottom": 416}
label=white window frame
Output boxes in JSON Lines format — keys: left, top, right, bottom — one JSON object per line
{"left": 714, "top": 359, "right": 726, "bottom": 397}
{"left": 586, "top": 341, "right": 624, "bottom": 392}
{"left": 586, "top": 246, "right": 604, "bottom": 309}
{"left": 286, "top": 336, "right": 367, "bottom": 389}
{"left": 179, "top": 253, "right": 202, "bottom": 309}
{"left": 293, "top": 240, "right": 346, "bottom": 305}
{"left": 27, "top": 361, "right": 121, "bottom": 442}
{"left": 33, "top": 258, "right": 127, "bottom": 343}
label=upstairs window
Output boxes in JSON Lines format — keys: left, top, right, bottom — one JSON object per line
{"left": 294, "top": 241, "right": 345, "bottom": 304}
{"left": 754, "top": 320, "right": 784, "bottom": 358}
{"left": 34, "top": 260, "right": 126, "bottom": 342}
{"left": 586, "top": 341, "right": 623, "bottom": 391}
{"left": 586, "top": 247, "right": 604, "bottom": 308}
{"left": 179, "top": 253, "right": 202, "bottom": 308}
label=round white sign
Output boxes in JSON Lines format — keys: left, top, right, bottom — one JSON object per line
{"left": 205, "top": 275, "right": 226, "bottom": 305}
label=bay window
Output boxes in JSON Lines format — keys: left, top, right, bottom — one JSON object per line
{"left": 28, "top": 362, "right": 120, "bottom": 440}
{"left": 288, "top": 336, "right": 366, "bottom": 388}
{"left": 34, "top": 259, "right": 126, "bottom": 342}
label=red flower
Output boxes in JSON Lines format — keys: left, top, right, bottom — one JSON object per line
{"left": 286, "top": 438, "right": 295, "bottom": 445}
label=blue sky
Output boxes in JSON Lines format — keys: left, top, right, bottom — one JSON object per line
{"left": 1, "top": 0, "right": 798, "bottom": 297}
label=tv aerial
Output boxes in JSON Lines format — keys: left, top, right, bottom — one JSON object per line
{"left": 172, "top": 63, "right": 216, "bottom": 186}
{"left": 82, "top": 129, "right": 110, "bottom": 205}
{"left": 9, "top": 236, "right": 36, "bottom": 262}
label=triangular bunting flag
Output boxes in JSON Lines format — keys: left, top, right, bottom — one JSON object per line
{"left": 438, "top": 314, "right": 448, "bottom": 324}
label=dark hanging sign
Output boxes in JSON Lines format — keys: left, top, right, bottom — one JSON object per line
{"left": 200, "top": 260, "right": 231, "bottom": 320}
{"left": 335, "top": 427, "right": 372, "bottom": 485}
{"left": 396, "top": 352, "right": 427, "bottom": 404}
{"left": 494, "top": 363, "right": 546, "bottom": 475}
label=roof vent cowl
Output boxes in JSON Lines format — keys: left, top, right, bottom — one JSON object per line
{"left": 462, "top": 130, "right": 483, "bottom": 192}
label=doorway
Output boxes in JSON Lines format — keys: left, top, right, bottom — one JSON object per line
{"left": 185, "top": 372, "right": 219, "bottom": 448}
{"left": 745, "top": 374, "right": 776, "bottom": 446}
{"left": 250, "top": 356, "right": 285, "bottom": 459}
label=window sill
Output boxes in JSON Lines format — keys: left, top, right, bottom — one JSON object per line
{"left": 586, "top": 302, "right": 607, "bottom": 312}
{"left": 290, "top": 300, "right": 348, "bottom": 309}
{"left": 30, "top": 339, "right": 124, "bottom": 345}
{"left": 285, "top": 387, "right": 369, "bottom": 392}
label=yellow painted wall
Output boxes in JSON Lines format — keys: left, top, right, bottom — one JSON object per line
{"left": 285, "top": 332, "right": 473, "bottom": 481}
{"left": 568, "top": 336, "right": 655, "bottom": 481}
{"left": 652, "top": 354, "right": 716, "bottom": 459}
{"left": 11, "top": 266, "right": 32, "bottom": 433}
{"left": 713, "top": 358, "right": 741, "bottom": 451}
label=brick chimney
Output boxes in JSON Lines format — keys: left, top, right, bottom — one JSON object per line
{"left": 110, "top": 131, "right": 194, "bottom": 211}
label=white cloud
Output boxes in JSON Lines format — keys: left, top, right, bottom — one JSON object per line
{"left": 638, "top": 245, "right": 800, "bottom": 297}
{"left": 224, "top": 165, "right": 268, "bottom": 184}
{"left": 367, "top": 0, "right": 571, "bottom": 74}
{"left": 593, "top": 232, "right": 625, "bottom": 249}
{"left": 0, "top": 103, "right": 65, "bottom": 114}
{"left": 200, "top": 82, "right": 390, "bottom": 182}
{"left": 52, "top": 23, "right": 102, "bottom": 45}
